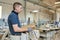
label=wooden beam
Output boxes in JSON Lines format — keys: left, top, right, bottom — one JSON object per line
{"left": 27, "top": 0, "right": 55, "bottom": 11}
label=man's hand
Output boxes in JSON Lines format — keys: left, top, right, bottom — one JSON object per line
{"left": 20, "top": 24, "right": 36, "bottom": 32}
{"left": 28, "top": 24, "right": 36, "bottom": 29}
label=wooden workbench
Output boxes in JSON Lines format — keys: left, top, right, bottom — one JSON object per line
{"left": 37, "top": 27, "right": 60, "bottom": 32}
{"left": 37, "top": 27, "right": 60, "bottom": 40}
{"left": 0, "top": 29, "right": 9, "bottom": 40}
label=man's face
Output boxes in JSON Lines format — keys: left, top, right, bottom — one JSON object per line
{"left": 15, "top": 5, "right": 23, "bottom": 13}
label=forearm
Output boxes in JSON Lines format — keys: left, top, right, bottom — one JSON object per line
{"left": 13, "top": 24, "right": 34, "bottom": 32}
{"left": 14, "top": 27, "right": 28, "bottom": 32}
{"left": 19, "top": 27, "right": 28, "bottom": 32}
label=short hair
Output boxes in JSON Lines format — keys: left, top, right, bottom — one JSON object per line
{"left": 13, "top": 2, "right": 22, "bottom": 10}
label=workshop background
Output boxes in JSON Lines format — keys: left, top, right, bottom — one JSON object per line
{"left": 0, "top": 0, "right": 60, "bottom": 40}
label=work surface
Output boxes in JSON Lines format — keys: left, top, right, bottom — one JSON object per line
{"left": 0, "top": 27, "right": 60, "bottom": 40}
{"left": 0, "top": 29, "right": 9, "bottom": 40}
{"left": 37, "top": 27, "right": 60, "bottom": 32}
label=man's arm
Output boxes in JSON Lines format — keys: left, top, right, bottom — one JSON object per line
{"left": 13, "top": 24, "right": 29, "bottom": 32}
{"left": 13, "top": 24, "right": 35, "bottom": 32}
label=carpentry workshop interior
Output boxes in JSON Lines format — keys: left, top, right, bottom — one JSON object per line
{"left": 1, "top": 0, "right": 60, "bottom": 40}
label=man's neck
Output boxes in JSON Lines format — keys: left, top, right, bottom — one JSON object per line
{"left": 14, "top": 10, "right": 18, "bottom": 13}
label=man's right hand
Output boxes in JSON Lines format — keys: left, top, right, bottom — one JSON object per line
{"left": 28, "top": 24, "right": 36, "bottom": 29}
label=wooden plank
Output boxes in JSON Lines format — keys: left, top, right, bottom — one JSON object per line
{"left": 0, "top": 34, "right": 3, "bottom": 39}
{"left": 37, "top": 27, "right": 60, "bottom": 32}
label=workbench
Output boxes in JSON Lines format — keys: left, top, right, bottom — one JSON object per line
{"left": 37, "top": 27, "right": 60, "bottom": 40}
{"left": 0, "top": 29, "right": 9, "bottom": 40}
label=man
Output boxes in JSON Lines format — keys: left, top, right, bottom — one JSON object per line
{"left": 8, "top": 2, "right": 35, "bottom": 40}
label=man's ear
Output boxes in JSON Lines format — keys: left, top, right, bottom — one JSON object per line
{"left": 15, "top": 7, "right": 17, "bottom": 10}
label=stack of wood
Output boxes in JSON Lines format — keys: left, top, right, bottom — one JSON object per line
{"left": 0, "top": 34, "right": 3, "bottom": 39}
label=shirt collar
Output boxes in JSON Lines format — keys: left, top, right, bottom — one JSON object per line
{"left": 12, "top": 10, "right": 18, "bottom": 15}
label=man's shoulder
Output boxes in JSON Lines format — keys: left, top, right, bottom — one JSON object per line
{"left": 9, "top": 12, "right": 16, "bottom": 17}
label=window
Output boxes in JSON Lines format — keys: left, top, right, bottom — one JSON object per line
{"left": 0, "top": 6, "right": 2, "bottom": 19}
